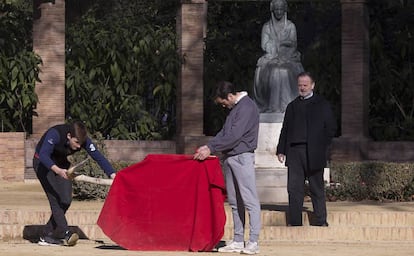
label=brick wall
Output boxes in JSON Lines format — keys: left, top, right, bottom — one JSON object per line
{"left": 0, "top": 133, "right": 25, "bottom": 181}
{"left": 104, "top": 140, "right": 176, "bottom": 162}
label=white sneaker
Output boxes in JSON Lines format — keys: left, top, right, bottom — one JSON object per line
{"left": 241, "top": 241, "right": 259, "bottom": 254}
{"left": 38, "top": 236, "right": 61, "bottom": 246}
{"left": 218, "top": 240, "right": 244, "bottom": 253}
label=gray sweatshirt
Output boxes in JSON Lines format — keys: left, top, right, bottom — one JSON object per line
{"left": 207, "top": 95, "right": 259, "bottom": 156}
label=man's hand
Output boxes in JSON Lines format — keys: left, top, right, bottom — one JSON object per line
{"left": 53, "top": 166, "right": 69, "bottom": 179}
{"left": 193, "top": 145, "right": 211, "bottom": 161}
{"left": 277, "top": 154, "right": 285, "bottom": 163}
{"left": 110, "top": 173, "right": 116, "bottom": 179}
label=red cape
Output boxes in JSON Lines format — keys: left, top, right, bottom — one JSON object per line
{"left": 97, "top": 154, "right": 226, "bottom": 251}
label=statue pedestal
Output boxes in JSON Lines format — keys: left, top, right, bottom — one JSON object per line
{"left": 255, "top": 114, "right": 284, "bottom": 169}
{"left": 255, "top": 113, "right": 289, "bottom": 203}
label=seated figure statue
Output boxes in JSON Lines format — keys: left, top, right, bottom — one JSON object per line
{"left": 253, "top": 0, "right": 304, "bottom": 113}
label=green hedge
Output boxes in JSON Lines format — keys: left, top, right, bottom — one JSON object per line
{"left": 328, "top": 161, "right": 414, "bottom": 202}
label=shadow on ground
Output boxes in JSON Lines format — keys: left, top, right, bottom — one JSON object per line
{"left": 260, "top": 204, "right": 324, "bottom": 226}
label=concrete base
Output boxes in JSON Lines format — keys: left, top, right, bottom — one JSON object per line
{"left": 256, "top": 167, "right": 288, "bottom": 203}
{"left": 256, "top": 167, "right": 331, "bottom": 204}
{"left": 255, "top": 119, "right": 288, "bottom": 203}
{"left": 255, "top": 120, "right": 284, "bottom": 169}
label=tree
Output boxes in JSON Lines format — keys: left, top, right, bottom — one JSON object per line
{"left": 368, "top": 0, "right": 414, "bottom": 140}
{"left": 0, "top": 0, "right": 41, "bottom": 134}
{"left": 65, "top": 0, "right": 180, "bottom": 139}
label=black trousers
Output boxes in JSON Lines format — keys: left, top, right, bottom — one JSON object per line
{"left": 287, "top": 144, "right": 327, "bottom": 226}
{"left": 33, "top": 158, "right": 72, "bottom": 238}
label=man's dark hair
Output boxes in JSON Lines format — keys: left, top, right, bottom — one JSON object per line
{"left": 214, "top": 81, "right": 237, "bottom": 100}
{"left": 70, "top": 121, "right": 88, "bottom": 145}
{"left": 297, "top": 71, "right": 315, "bottom": 83}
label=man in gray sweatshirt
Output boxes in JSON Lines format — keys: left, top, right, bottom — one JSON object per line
{"left": 194, "top": 81, "right": 261, "bottom": 255}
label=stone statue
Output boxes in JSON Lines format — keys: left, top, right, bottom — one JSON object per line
{"left": 253, "top": 0, "right": 304, "bottom": 113}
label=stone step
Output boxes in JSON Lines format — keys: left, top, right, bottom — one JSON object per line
{"left": 1, "top": 209, "right": 413, "bottom": 242}
{"left": 225, "top": 210, "right": 414, "bottom": 227}
{"left": 1, "top": 223, "right": 413, "bottom": 243}
{"left": 223, "top": 226, "right": 414, "bottom": 242}
{"left": 2, "top": 209, "right": 414, "bottom": 227}
{"left": 0, "top": 210, "right": 101, "bottom": 226}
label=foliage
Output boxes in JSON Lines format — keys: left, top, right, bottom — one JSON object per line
{"left": 204, "top": 0, "right": 341, "bottom": 135}
{"left": 205, "top": 0, "right": 414, "bottom": 141}
{"left": 70, "top": 132, "right": 131, "bottom": 200}
{"left": 0, "top": 0, "right": 41, "bottom": 133}
{"left": 1, "top": 0, "right": 412, "bottom": 142}
{"left": 328, "top": 161, "right": 414, "bottom": 201}
{"left": 65, "top": 0, "right": 180, "bottom": 140}
{"left": 204, "top": 1, "right": 267, "bottom": 135}
{"left": 368, "top": 0, "right": 414, "bottom": 140}
{"left": 297, "top": 1, "right": 341, "bottom": 133}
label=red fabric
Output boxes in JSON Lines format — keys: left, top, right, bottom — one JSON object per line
{"left": 97, "top": 154, "right": 226, "bottom": 251}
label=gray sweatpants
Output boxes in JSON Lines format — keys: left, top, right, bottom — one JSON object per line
{"left": 223, "top": 152, "right": 261, "bottom": 243}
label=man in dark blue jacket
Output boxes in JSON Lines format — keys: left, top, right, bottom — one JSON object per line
{"left": 277, "top": 72, "right": 337, "bottom": 226}
{"left": 33, "top": 121, "right": 116, "bottom": 246}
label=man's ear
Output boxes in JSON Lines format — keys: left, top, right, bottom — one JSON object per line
{"left": 227, "top": 93, "right": 234, "bottom": 101}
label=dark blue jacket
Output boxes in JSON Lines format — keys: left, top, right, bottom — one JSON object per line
{"left": 34, "top": 124, "right": 115, "bottom": 177}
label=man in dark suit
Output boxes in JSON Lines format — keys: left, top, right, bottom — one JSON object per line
{"left": 276, "top": 71, "right": 337, "bottom": 226}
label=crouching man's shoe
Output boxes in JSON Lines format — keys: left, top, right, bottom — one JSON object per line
{"left": 38, "top": 236, "right": 62, "bottom": 246}
{"left": 63, "top": 230, "right": 79, "bottom": 246}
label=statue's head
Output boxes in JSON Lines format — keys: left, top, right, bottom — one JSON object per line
{"left": 270, "top": 0, "right": 288, "bottom": 12}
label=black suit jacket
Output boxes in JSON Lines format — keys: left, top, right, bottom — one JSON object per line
{"left": 276, "top": 94, "right": 337, "bottom": 171}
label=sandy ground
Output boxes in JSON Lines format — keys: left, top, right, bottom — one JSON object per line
{"left": 1, "top": 240, "right": 414, "bottom": 256}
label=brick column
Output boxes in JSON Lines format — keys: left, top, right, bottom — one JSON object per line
{"left": 32, "top": 0, "right": 66, "bottom": 137}
{"left": 176, "top": 0, "right": 209, "bottom": 154}
{"left": 341, "top": 0, "right": 369, "bottom": 138}
{"left": 332, "top": 0, "right": 370, "bottom": 161}
{"left": 0, "top": 133, "right": 25, "bottom": 181}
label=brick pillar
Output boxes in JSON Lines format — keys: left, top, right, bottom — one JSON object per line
{"left": 176, "top": 1, "right": 209, "bottom": 154}
{"left": 332, "top": 0, "right": 370, "bottom": 161}
{"left": 32, "top": 0, "right": 66, "bottom": 137}
{"left": 0, "top": 133, "right": 25, "bottom": 181}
